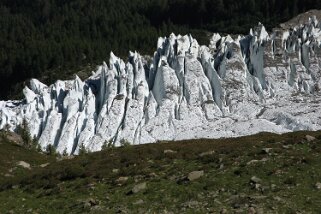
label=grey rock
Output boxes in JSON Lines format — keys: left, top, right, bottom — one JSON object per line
{"left": 248, "top": 207, "right": 256, "bottom": 214}
{"left": 247, "top": 160, "right": 260, "bottom": 165}
{"left": 40, "top": 163, "right": 50, "bottom": 168}
{"left": 17, "top": 161, "right": 31, "bottom": 169}
{"left": 250, "top": 195, "right": 267, "bottom": 200}
{"left": 306, "top": 135, "right": 316, "bottom": 142}
{"left": 199, "top": 150, "right": 215, "bottom": 157}
{"left": 164, "top": 149, "right": 177, "bottom": 154}
{"left": 315, "top": 182, "right": 321, "bottom": 190}
{"left": 188, "top": 170, "right": 204, "bottom": 181}
{"left": 261, "top": 148, "right": 272, "bottom": 154}
{"left": 131, "top": 182, "right": 147, "bottom": 194}
{"left": 112, "top": 168, "right": 120, "bottom": 173}
{"left": 250, "top": 176, "right": 262, "bottom": 184}
{"left": 182, "top": 200, "right": 200, "bottom": 208}
{"left": 12, "top": 185, "right": 19, "bottom": 189}
{"left": 256, "top": 208, "right": 264, "bottom": 214}
{"left": 133, "top": 199, "right": 144, "bottom": 205}
{"left": 273, "top": 196, "right": 282, "bottom": 202}
{"left": 116, "top": 176, "right": 129, "bottom": 184}
{"left": 84, "top": 198, "right": 99, "bottom": 208}
{"left": 282, "top": 145, "right": 292, "bottom": 149}
{"left": 148, "top": 172, "right": 158, "bottom": 178}
{"left": 220, "top": 208, "right": 228, "bottom": 214}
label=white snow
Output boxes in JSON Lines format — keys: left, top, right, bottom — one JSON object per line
{"left": 1, "top": 19, "right": 321, "bottom": 155}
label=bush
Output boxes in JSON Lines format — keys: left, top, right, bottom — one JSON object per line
{"left": 46, "top": 144, "right": 57, "bottom": 156}
{"left": 78, "top": 143, "right": 88, "bottom": 155}
{"left": 59, "top": 165, "right": 86, "bottom": 181}
{"left": 101, "top": 140, "right": 114, "bottom": 151}
{"left": 17, "top": 119, "right": 32, "bottom": 147}
{"left": 16, "top": 119, "right": 42, "bottom": 152}
{"left": 120, "top": 139, "right": 131, "bottom": 147}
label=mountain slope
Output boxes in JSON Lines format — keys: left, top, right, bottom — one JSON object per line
{"left": 0, "top": 131, "right": 321, "bottom": 213}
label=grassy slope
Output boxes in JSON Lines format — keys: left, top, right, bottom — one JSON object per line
{"left": 0, "top": 131, "right": 321, "bottom": 213}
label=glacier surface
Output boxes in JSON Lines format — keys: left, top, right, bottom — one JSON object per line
{"left": 1, "top": 18, "right": 321, "bottom": 154}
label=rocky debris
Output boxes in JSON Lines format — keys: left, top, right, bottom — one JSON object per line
{"left": 129, "top": 182, "right": 147, "bottom": 194}
{"left": 282, "top": 145, "right": 292, "bottom": 149}
{"left": 250, "top": 176, "right": 262, "bottom": 184}
{"left": 83, "top": 198, "right": 100, "bottom": 208}
{"left": 249, "top": 195, "right": 267, "bottom": 201}
{"left": 163, "top": 150, "right": 177, "bottom": 154}
{"left": 261, "top": 148, "right": 272, "bottom": 154}
{"left": 1, "top": 16, "right": 321, "bottom": 155}
{"left": 273, "top": 196, "right": 283, "bottom": 202}
{"left": 133, "top": 199, "right": 144, "bottom": 205}
{"left": 116, "top": 177, "right": 129, "bottom": 184}
{"left": 271, "top": 184, "right": 277, "bottom": 191}
{"left": 90, "top": 205, "right": 103, "bottom": 211}
{"left": 115, "top": 207, "right": 129, "bottom": 213}
{"left": 247, "top": 158, "right": 269, "bottom": 165}
{"left": 187, "top": 171, "right": 204, "bottom": 181}
{"left": 255, "top": 208, "right": 264, "bottom": 214}
{"left": 182, "top": 200, "right": 202, "bottom": 208}
{"left": 220, "top": 208, "right": 228, "bottom": 214}
{"left": 147, "top": 172, "right": 158, "bottom": 178}
{"left": 315, "top": 182, "right": 321, "bottom": 190}
{"left": 134, "top": 175, "right": 145, "bottom": 183}
{"left": 87, "top": 183, "right": 96, "bottom": 191}
{"left": 40, "top": 163, "right": 49, "bottom": 168}
{"left": 248, "top": 207, "right": 256, "bottom": 214}
{"left": 57, "top": 155, "right": 75, "bottom": 161}
{"left": 4, "top": 132, "right": 23, "bottom": 145}
{"left": 17, "top": 161, "right": 31, "bottom": 170}
{"left": 250, "top": 176, "right": 263, "bottom": 190}
{"left": 305, "top": 135, "right": 316, "bottom": 142}
{"left": 112, "top": 169, "right": 120, "bottom": 173}
{"left": 199, "top": 150, "right": 215, "bottom": 157}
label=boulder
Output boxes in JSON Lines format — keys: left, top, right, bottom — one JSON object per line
{"left": 131, "top": 182, "right": 147, "bottom": 194}
{"left": 306, "top": 135, "right": 316, "bottom": 142}
{"left": 188, "top": 171, "right": 204, "bottom": 181}
{"left": 17, "top": 161, "right": 31, "bottom": 170}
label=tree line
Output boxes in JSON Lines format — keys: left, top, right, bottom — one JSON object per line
{"left": 1, "top": 0, "right": 320, "bottom": 99}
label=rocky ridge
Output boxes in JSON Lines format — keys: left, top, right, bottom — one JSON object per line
{"left": 1, "top": 17, "right": 321, "bottom": 154}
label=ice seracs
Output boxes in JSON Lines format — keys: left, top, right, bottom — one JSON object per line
{"left": 1, "top": 17, "right": 321, "bottom": 154}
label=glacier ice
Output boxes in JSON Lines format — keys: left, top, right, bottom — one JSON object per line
{"left": 1, "top": 18, "right": 321, "bottom": 154}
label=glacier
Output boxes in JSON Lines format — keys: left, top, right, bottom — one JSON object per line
{"left": 1, "top": 17, "right": 321, "bottom": 155}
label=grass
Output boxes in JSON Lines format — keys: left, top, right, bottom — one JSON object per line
{"left": 0, "top": 130, "right": 321, "bottom": 213}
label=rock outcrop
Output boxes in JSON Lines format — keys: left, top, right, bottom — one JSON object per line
{"left": 1, "top": 17, "right": 321, "bottom": 154}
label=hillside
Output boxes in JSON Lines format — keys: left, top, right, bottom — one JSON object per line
{"left": 1, "top": 1, "right": 321, "bottom": 99}
{"left": 1, "top": 5, "right": 321, "bottom": 214}
{"left": 0, "top": 130, "right": 321, "bottom": 213}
